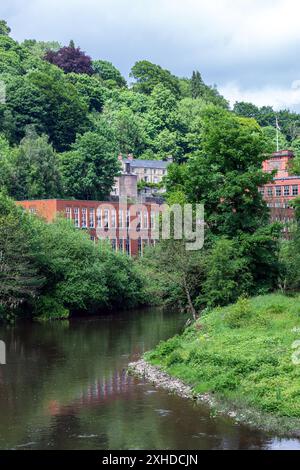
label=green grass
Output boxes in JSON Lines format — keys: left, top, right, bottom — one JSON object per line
{"left": 145, "top": 294, "right": 300, "bottom": 419}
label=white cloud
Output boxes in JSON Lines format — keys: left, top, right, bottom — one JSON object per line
{"left": 220, "top": 81, "right": 300, "bottom": 111}
{"left": 2, "top": 0, "right": 300, "bottom": 109}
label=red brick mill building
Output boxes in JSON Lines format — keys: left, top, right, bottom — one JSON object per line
{"left": 261, "top": 150, "right": 300, "bottom": 227}
{"left": 17, "top": 198, "right": 162, "bottom": 257}
{"left": 17, "top": 150, "right": 300, "bottom": 254}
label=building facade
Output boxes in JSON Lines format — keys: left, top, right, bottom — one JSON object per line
{"left": 262, "top": 150, "right": 300, "bottom": 226}
{"left": 17, "top": 199, "right": 162, "bottom": 257}
{"left": 120, "top": 155, "right": 172, "bottom": 184}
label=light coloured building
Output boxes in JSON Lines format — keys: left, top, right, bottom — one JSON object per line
{"left": 121, "top": 155, "right": 172, "bottom": 185}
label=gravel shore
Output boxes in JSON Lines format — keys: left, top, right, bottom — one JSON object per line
{"left": 128, "top": 359, "right": 300, "bottom": 438}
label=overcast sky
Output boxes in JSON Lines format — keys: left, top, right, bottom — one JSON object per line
{"left": 1, "top": 0, "right": 300, "bottom": 111}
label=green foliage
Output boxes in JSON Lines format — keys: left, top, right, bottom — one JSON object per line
{"left": 22, "top": 39, "right": 61, "bottom": 57}
{"left": 234, "top": 101, "right": 300, "bottom": 142}
{"left": 0, "top": 195, "right": 148, "bottom": 321}
{"left": 261, "top": 126, "right": 289, "bottom": 153}
{"left": 9, "top": 128, "right": 62, "bottom": 200}
{"left": 0, "top": 36, "right": 24, "bottom": 74}
{"left": 0, "top": 20, "right": 11, "bottom": 36}
{"left": 60, "top": 130, "right": 120, "bottom": 200}
{"left": 2, "top": 67, "right": 89, "bottom": 150}
{"left": 130, "top": 60, "right": 181, "bottom": 98}
{"left": 65, "top": 73, "right": 105, "bottom": 112}
{"left": 182, "top": 107, "right": 272, "bottom": 236}
{"left": 224, "top": 296, "right": 253, "bottom": 328}
{"left": 203, "top": 238, "right": 252, "bottom": 307}
{"left": 147, "top": 293, "right": 300, "bottom": 418}
{"left": 33, "top": 296, "right": 70, "bottom": 322}
{"left": 93, "top": 60, "right": 126, "bottom": 88}
{"left": 0, "top": 193, "right": 42, "bottom": 316}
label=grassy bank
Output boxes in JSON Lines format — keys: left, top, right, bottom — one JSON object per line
{"left": 144, "top": 294, "right": 300, "bottom": 429}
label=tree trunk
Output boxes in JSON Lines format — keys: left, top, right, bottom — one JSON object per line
{"left": 183, "top": 274, "right": 197, "bottom": 322}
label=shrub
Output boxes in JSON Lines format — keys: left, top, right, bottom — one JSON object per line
{"left": 224, "top": 296, "right": 253, "bottom": 328}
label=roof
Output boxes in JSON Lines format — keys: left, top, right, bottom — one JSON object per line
{"left": 123, "top": 159, "right": 170, "bottom": 169}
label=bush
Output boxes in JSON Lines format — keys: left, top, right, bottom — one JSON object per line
{"left": 224, "top": 297, "right": 253, "bottom": 328}
{"left": 34, "top": 295, "right": 70, "bottom": 322}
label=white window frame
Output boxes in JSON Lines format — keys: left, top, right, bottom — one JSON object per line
{"left": 89, "top": 208, "right": 95, "bottom": 228}
{"left": 81, "top": 208, "right": 87, "bottom": 228}
{"left": 74, "top": 208, "right": 80, "bottom": 228}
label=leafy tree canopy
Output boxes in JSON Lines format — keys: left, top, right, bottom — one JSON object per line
{"left": 130, "top": 60, "right": 181, "bottom": 98}
{"left": 59, "top": 129, "right": 120, "bottom": 200}
{"left": 44, "top": 42, "right": 94, "bottom": 75}
{"left": 93, "top": 60, "right": 126, "bottom": 88}
{"left": 0, "top": 20, "right": 11, "bottom": 36}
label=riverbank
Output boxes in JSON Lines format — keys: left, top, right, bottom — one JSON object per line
{"left": 129, "top": 294, "right": 300, "bottom": 438}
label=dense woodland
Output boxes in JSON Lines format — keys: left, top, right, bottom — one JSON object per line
{"left": 1, "top": 20, "right": 300, "bottom": 322}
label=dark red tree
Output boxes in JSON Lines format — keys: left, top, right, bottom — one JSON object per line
{"left": 44, "top": 42, "right": 94, "bottom": 75}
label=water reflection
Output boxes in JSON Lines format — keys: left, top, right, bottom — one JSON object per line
{"left": 0, "top": 308, "right": 299, "bottom": 450}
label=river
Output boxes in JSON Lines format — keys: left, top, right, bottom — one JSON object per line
{"left": 0, "top": 308, "right": 299, "bottom": 450}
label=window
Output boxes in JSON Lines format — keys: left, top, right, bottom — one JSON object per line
{"left": 275, "top": 186, "right": 282, "bottom": 197}
{"left": 111, "top": 209, "right": 116, "bottom": 229}
{"left": 267, "top": 187, "right": 273, "bottom": 197}
{"left": 97, "top": 209, "right": 102, "bottom": 228}
{"left": 126, "top": 210, "right": 130, "bottom": 228}
{"left": 81, "top": 208, "right": 87, "bottom": 228}
{"left": 104, "top": 209, "right": 109, "bottom": 229}
{"left": 65, "top": 207, "right": 72, "bottom": 220}
{"left": 138, "top": 238, "right": 142, "bottom": 255}
{"left": 90, "top": 236, "right": 95, "bottom": 242}
{"left": 284, "top": 186, "right": 290, "bottom": 197}
{"left": 150, "top": 211, "right": 156, "bottom": 229}
{"left": 126, "top": 237, "right": 130, "bottom": 256}
{"left": 143, "top": 211, "right": 149, "bottom": 229}
{"left": 89, "top": 209, "right": 95, "bottom": 228}
{"left": 293, "top": 185, "right": 299, "bottom": 196}
{"left": 119, "top": 239, "right": 124, "bottom": 252}
{"left": 258, "top": 188, "right": 264, "bottom": 196}
{"left": 154, "top": 177, "right": 159, "bottom": 184}
{"left": 111, "top": 239, "right": 117, "bottom": 251}
{"left": 119, "top": 210, "right": 124, "bottom": 229}
{"left": 136, "top": 211, "right": 141, "bottom": 232}
{"left": 29, "top": 207, "right": 36, "bottom": 214}
{"left": 74, "top": 208, "right": 79, "bottom": 228}
{"left": 144, "top": 176, "right": 149, "bottom": 183}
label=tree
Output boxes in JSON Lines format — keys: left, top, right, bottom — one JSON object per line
{"left": 183, "top": 107, "right": 273, "bottom": 237}
{"left": 60, "top": 130, "right": 120, "bottom": 200}
{"left": 0, "top": 20, "right": 11, "bottom": 36}
{"left": 22, "top": 39, "right": 61, "bottom": 57}
{"left": 93, "top": 60, "right": 126, "bottom": 88}
{"left": 0, "top": 36, "right": 24, "bottom": 74}
{"left": 190, "top": 71, "right": 206, "bottom": 99}
{"left": 44, "top": 43, "right": 94, "bottom": 75}
{"left": 130, "top": 60, "right": 181, "bottom": 97}
{"left": 10, "top": 128, "right": 62, "bottom": 200}
{"left": 203, "top": 237, "right": 252, "bottom": 307}
{"left": 145, "top": 84, "right": 178, "bottom": 139}
{"left": 0, "top": 193, "right": 42, "bottom": 318}
{"left": 233, "top": 101, "right": 260, "bottom": 120}
{"left": 2, "top": 68, "right": 89, "bottom": 150}
{"left": 66, "top": 73, "right": 105, "bottom": 112}
{"left": 153, "top": 129, "right": 180, "bottom": 160}
{"left": 148, "top": 239, "right": 206, "bottom": 320}
{"left": 0, "top": 135, "right": 15, "bottom": 193}
{"left": 103, "top": 107, "right": 148, "bottom": 155}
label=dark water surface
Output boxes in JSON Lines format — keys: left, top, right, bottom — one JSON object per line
{"left": 0, "top": 308, "right": 299, "bottom": 450}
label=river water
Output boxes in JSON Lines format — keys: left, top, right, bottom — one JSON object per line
{"left": 0, "top": 308, "right": 299, "bottom": 450}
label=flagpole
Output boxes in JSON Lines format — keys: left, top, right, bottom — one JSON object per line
{"left": 276, "top": 116, "right": 279, "bottom": 152}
